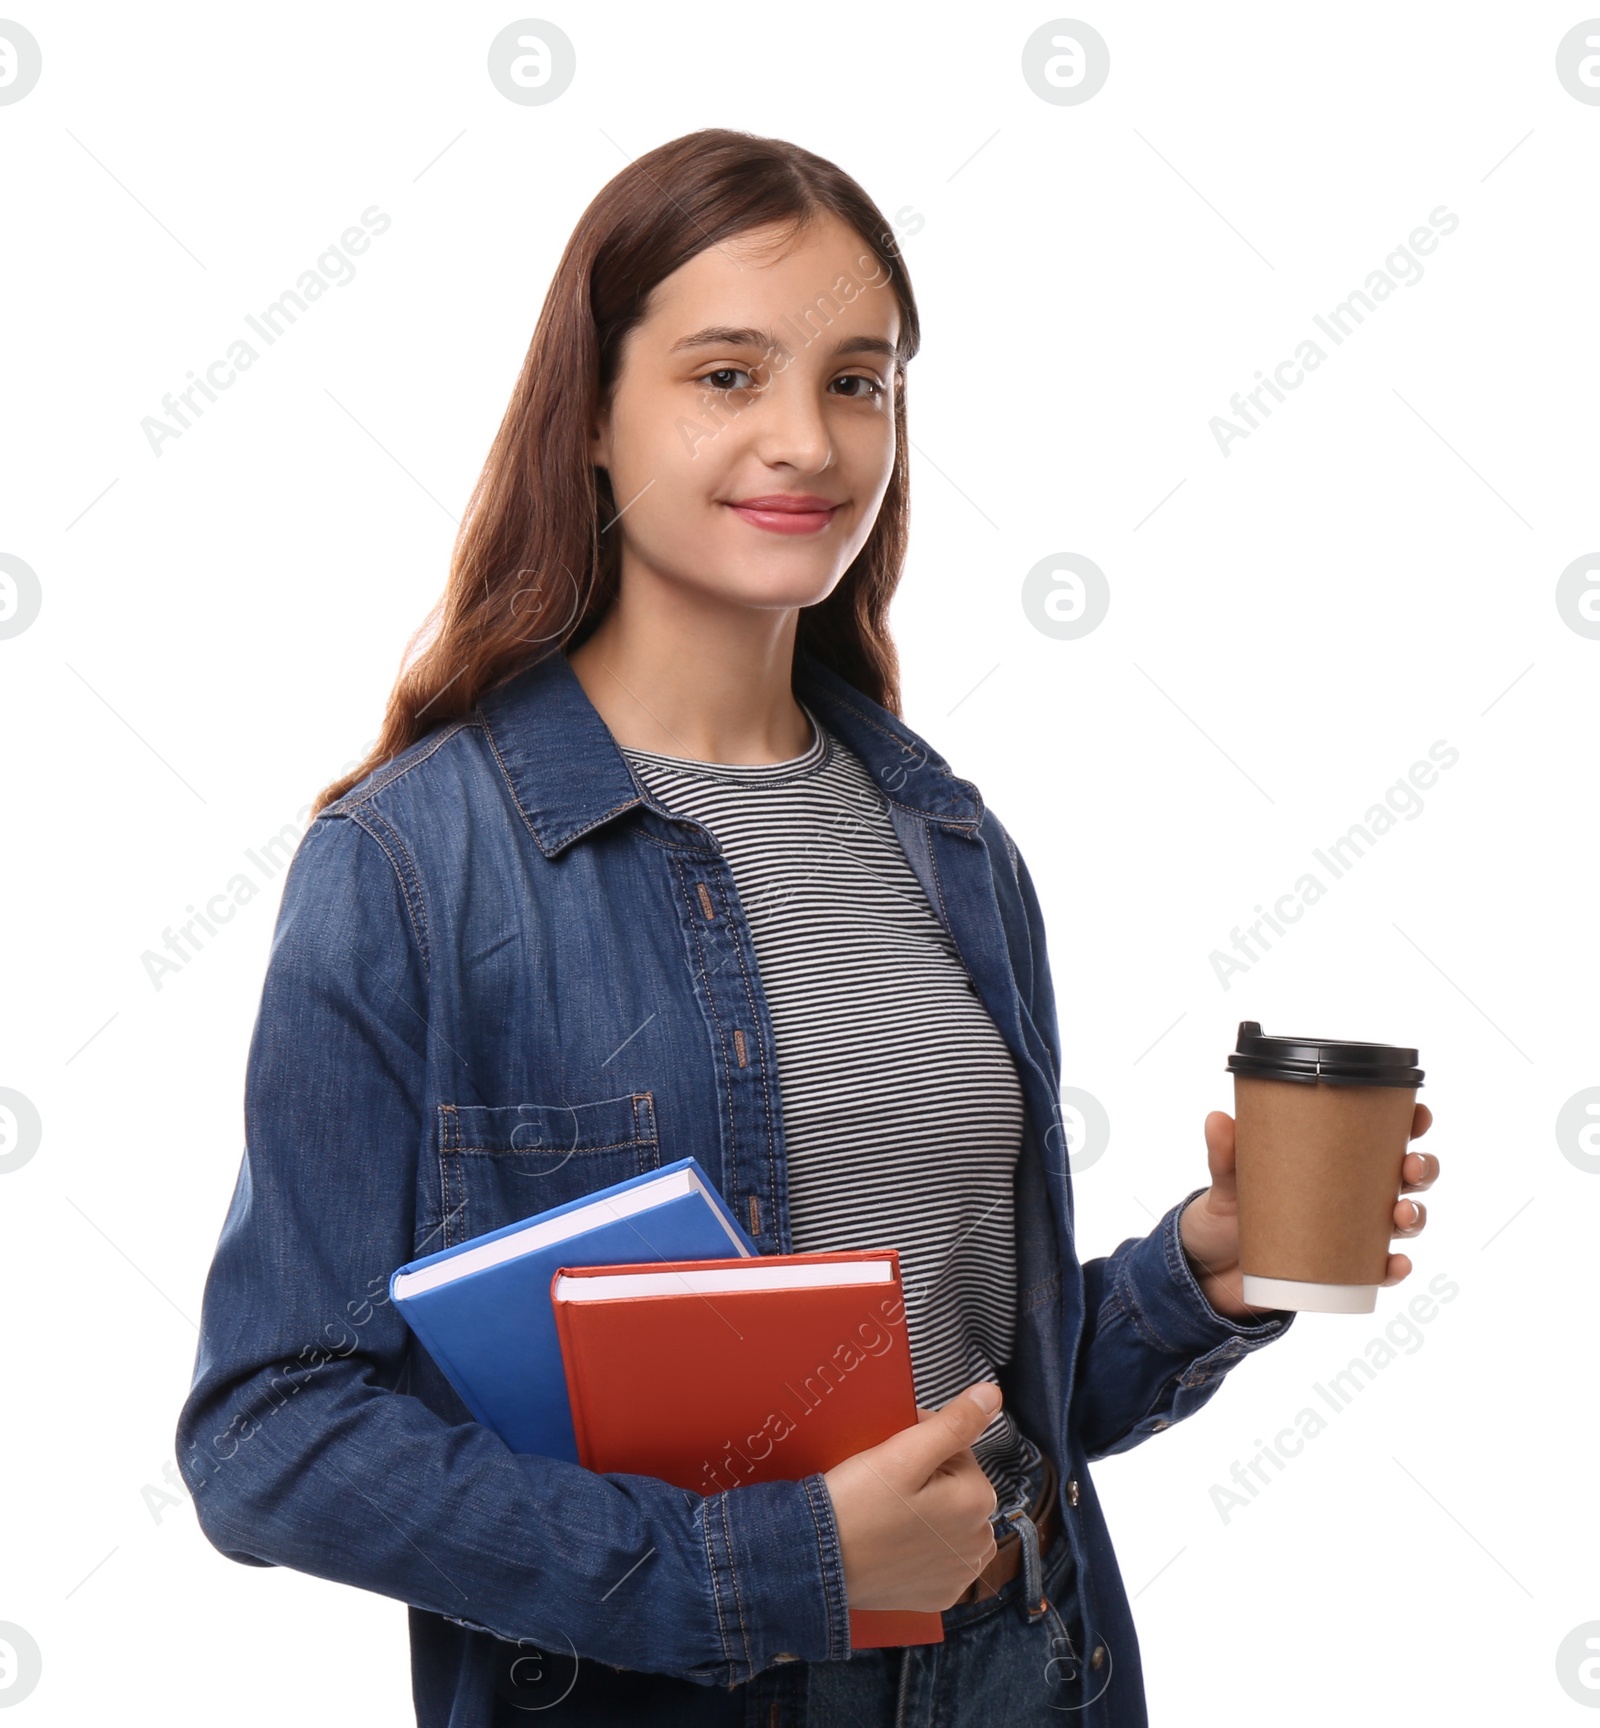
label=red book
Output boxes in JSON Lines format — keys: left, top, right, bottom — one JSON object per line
{"left": 550, "top": 1248, "right": 944, "bottom": 1650}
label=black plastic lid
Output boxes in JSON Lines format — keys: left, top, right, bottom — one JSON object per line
{"left": 1226, "top": 1021, "right": 1424, "bottom": 1088}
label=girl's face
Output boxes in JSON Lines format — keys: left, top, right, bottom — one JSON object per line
{"left": 591, "top": 212, "right": 901, "bottom": 617}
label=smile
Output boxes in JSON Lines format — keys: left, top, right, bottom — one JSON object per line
{"left": 724, "top": 497, "right": 841, "bottom": 536}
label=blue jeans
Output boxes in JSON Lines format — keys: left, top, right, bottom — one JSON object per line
{"left": 491, "top": 1436, "right": 1098, "bottom": 1725}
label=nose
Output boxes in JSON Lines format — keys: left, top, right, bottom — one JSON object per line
{"left": 750, "top": 371, "right": 835, "bottom": 475}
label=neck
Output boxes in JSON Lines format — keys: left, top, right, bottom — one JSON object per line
{"left": 566, "top": 569, "right": 813, "bottom": 765}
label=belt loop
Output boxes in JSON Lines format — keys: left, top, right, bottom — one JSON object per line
{"left": 1000, "top": 1436, "right": 1051, "bottom": 1624}
{"left": 1004, "top": 1505, "right": 1048, "bottom": 1622}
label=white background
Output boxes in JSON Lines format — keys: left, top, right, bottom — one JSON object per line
{"left": 3, "top": 2, "right": 1597, "bottom": 1722}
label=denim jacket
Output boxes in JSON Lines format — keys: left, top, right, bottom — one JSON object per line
{"left": 176, "top": 645, "right": 1293, "bottom": 1726}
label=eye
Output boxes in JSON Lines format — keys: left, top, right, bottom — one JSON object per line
{"left": 694, "top": 367, "right": 887, "bottom": 400}
{"left": 698, "top": 367, "right": 757, "bottom": 393}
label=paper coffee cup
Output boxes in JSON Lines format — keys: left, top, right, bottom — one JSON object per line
{"left": 1226, "top": 1022, "right": 1424, "bottom": 1314}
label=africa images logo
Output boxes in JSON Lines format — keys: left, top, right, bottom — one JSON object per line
{"left": 1208, "top": 207, "right": 1460, "bottom": 456}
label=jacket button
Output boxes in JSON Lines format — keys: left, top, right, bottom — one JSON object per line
{"left": 1151, "top": 1419, "right": 1170, "bottom": 1431}
{"left": 1066, "top": 1478, "right": 1080, "bottom": 1507}
{"left": 774, "top": 1652, "right": 797, "bottom": 1663}
{"left": 1090, "top": 1644, "right": 1106, "bottom": 1670}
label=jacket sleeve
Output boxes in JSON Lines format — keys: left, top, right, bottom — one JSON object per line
{"left": 994, "top": 818, "right": 1296, "bottom": 1464}
{"left": 1071, "top": 1188, "right": 1295, "bottom": 1460}
{"left": 175, "top": 811, "right": 850, "bottom": 1687}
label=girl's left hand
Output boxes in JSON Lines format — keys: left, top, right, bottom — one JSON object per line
{"left": 1177, "top": 1104, "right": 1439, "bottom": 1322}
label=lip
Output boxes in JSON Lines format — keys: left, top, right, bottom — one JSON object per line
{"left": 724, "top": 494, "right": 843, "bottom": 536}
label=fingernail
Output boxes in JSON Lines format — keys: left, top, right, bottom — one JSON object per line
{"left": 1410, "top": 1200, "right": 1423, "bottom": 1226}
{"left": 968, "top": 1382, "right": 1002, "bottom": 1415}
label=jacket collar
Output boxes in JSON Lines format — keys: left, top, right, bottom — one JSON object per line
{"left": 476, "top": 647, "right": 982, "bottom": 857}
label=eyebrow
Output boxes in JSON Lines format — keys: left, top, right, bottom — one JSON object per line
{"left": 667, "top": 325, "right": 898, "bottom": 364}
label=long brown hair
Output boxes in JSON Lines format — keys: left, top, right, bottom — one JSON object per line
{"left": 311, "top": 127, "right": 922, "bottom": 816}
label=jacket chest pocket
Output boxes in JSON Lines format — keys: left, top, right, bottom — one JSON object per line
{"left": 433, "top": 1093, "right": 661, "bottom": 1249}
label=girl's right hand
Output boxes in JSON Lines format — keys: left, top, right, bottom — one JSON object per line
{"left": 820, "top": 1380, "right": 1003, "bottom": 1613}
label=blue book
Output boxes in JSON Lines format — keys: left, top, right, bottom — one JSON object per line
{"left": 390, "top": 1156, "right": 757, "bottom": 1461}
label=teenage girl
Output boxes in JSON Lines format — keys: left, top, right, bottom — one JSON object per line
{"left": 178, "top": 128, "right": 1438, "bottom": 1728}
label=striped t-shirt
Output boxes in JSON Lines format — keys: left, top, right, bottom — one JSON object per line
{"left": 621, "top": 702, "right": 1031, "bottom": 1510}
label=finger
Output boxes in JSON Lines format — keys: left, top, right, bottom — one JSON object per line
{"left": 933, "top": 1451, "right": 995, "bottom": 1534}
{"left": 939, "top": 1442, "right": 999, "bottom": 1503}
{"left": 1203, "top": 1111, "right": 1238, "bottom": 1187}
{"left": 1400, "top": 1150, "right": 1439, "bottom": 1192}
{"left": 1410, "top": 1102, "right": 1432, "bottom": 1139}
{"left": 895, "top": 1383, "right": 1003, "bottom": 1480}
{"left": 1380, "top": 1250, "right": 1413, "bottom": 1287}
{"left": 930, "top": 1442, "right": 993, "bottom": 1494}
{"left": 1392, "top": 1197, "right": 1426, "bottom": 1237}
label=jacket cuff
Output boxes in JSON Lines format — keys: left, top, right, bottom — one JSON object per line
{"left": 1116, "top": 1185, "right": 1295, "bottom": 1357}
{"left": 700, "top": 1472, "right": 852, "bottom": 1680}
